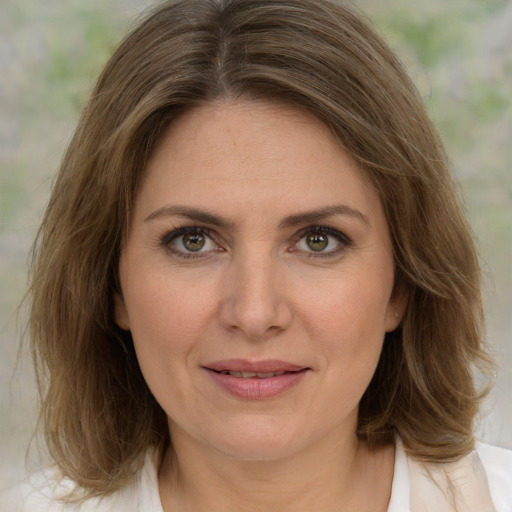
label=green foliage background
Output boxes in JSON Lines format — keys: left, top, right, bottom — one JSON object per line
{"left": 1, "top": 0, "right": 511, "bottom": 488}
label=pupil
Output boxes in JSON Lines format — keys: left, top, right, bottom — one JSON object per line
{"left": 307, "top": 233, "right": 328, "bottom": 251}
{"left": 183, "top": 233, "right": 205, "bottom": 251}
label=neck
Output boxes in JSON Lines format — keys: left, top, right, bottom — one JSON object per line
{"left": 158, "top": 426, "right": 394, "bottom": 512}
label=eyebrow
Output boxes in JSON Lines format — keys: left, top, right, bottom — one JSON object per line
{"left": 278, "top": 205, "right": 370, "bottom": 228}
{"left": 144, "top": 204, "right": 369, "bottom": 229}
{"left": 144, "top": 205, "right": 235, "bottom": 229}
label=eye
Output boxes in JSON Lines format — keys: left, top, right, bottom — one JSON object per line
{"left": 302, "top": 232, "right": 330, "bottom": 252}
{"left": 294, "top": 227, "right": 350, "bottom": 257}
{"left": 162, "top": 227, "right": 220, "bottom": 257}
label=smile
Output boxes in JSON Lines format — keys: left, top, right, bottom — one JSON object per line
{"left": 203, "top": 360, "right": 310, "bottom": 399}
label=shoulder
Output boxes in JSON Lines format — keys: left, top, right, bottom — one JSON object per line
{"left": 0, "top": 450, "right": 162, "bottom": 512}
{"left": 0, "top": 469, "right": 73, "bottom": 512}
{"left": 1, "top": 474, "right": 142, "bottom": 512}
{"left": 399, "top": 436, "right": 512, "bottom": 512}
{"left": 476, "top": 441, "right": 512, "bottom": 511}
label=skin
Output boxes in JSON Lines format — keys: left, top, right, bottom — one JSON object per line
{"left": 115, "top": 99, "right": 406, "bottom": 512}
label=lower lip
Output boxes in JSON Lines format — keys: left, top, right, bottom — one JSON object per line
{"left": 205, "top": 369, "right": 308, "bottom": 399}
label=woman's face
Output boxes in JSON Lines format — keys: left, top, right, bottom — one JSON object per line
{"left": 115, "top": 100, "right": 404, "bottom": 461}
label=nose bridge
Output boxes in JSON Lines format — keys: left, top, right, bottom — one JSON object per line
{"left": 219, "top": 245, "right": 292, "bottom": 339}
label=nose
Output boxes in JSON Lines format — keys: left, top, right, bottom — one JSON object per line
{"left": 218, "top": 251, "right": 293, "bottom": 341}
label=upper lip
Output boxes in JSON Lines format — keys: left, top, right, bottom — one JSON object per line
{"left": 204, "top": 359, "right": 308, "bottom": 373}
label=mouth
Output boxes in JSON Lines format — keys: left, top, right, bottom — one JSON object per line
{"left": 204, "top": 359, "right": 309, "bottom": 375}
{"left": 203, "top": 359, "right": 310, "bottom": 399}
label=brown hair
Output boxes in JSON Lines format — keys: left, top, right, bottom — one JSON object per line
{"left": 29, "top": 0, "right": 492, "bottom": 497}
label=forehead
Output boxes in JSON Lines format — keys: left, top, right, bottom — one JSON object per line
{"left": 149, "top": 99, "right": 344, "bottom": 174}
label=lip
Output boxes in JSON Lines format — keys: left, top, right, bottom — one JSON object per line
{"left": 204, "top": 359, "right": 307, "bottom": 373}
{"left": 203, "top": 359, "right": 310, "bottom": 399}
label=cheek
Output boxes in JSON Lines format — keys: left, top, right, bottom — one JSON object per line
{"left": 123, "top": 281, "right": 211, "bottom": 412}
{"left": 121, "top": 271, "right": 217, "bottom": 389}
{"left": 296, "top": 271, "right": 391, "bottom": 373}
{"left": 124, "top": 261, "right": 217, "bottom": 339}
{"left": 301, "top": 271, "right": 391, "bottom": 337}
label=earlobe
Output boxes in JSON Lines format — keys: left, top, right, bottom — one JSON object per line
{"left": 114, "top": 292, "right": 131, "bottom": 330}
{"left": 385, "top": 282, "right": 408, "bottom": 333}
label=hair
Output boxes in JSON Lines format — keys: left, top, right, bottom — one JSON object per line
{"left": 29, "top": 0, "right": 493, "bottom": 498}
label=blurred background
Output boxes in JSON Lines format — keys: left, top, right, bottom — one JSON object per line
{"left": 1, "top": 0, "right": 511, "bottom": 489}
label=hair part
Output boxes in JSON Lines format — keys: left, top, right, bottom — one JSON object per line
{"left": 29, "top": 0, "right": 493, "bottom": 498}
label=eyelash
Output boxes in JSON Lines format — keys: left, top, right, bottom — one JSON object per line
{"left": 160, "top": 226, "right": 221, "bottom": 260}
{"left": 159, "top": 225, "right": 352, "bottom": 260}
{"left": 292, "top": 226, "right": 352, "bottom": 259}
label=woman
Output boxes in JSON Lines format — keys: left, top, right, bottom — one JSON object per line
{"left": 3, "top": 0, "right": 511, "bottom": 510}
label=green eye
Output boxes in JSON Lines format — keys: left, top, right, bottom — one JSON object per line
{"left": 162, "top": 227, "right": 219, "bottom": 258}
{"left": 295, "top": 227, "right": 349, "bottom": 257}
{"left": 182, "top": 232, "right": 206, "bottom": 252}
{"left": 305, "top": 232, "right": 329, "bottom": 252}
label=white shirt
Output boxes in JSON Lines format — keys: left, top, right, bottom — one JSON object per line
{"left": 2, "top": 439, "right": 512, "bottom": 511}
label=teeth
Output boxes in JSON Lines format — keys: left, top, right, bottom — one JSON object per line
{"left": 257, "top": 371, "right": 285, "bottom": 377}
{"left": 222, "top": 370, "right": 287, "bottom": 378}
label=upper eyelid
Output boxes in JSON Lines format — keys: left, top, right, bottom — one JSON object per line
{"left": 161, "top": 226, "right": 217, "bottom": 243}
{"left": 160, "top": 225, "right": 351, "bottom": 240}
{"left": 294, "top": 225, "right": 352, "bottom": 242}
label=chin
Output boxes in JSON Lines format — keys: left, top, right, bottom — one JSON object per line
{"left": 202, "top": 418, "right": 308, "bottom": 462}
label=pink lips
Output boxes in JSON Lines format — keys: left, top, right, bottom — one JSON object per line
{"left": 203, "top": 359, "right": 309, "bottom": 399}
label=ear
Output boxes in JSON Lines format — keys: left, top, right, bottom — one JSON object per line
{"left": 385, "top": 280, "right": 408, "bottom": 333}
{"left": 114, "top": 292, "right": 131, "bottom": 331}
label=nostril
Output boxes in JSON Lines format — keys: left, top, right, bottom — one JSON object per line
{"left": 219, "top": 301, "right": 292, "bottom": 340}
